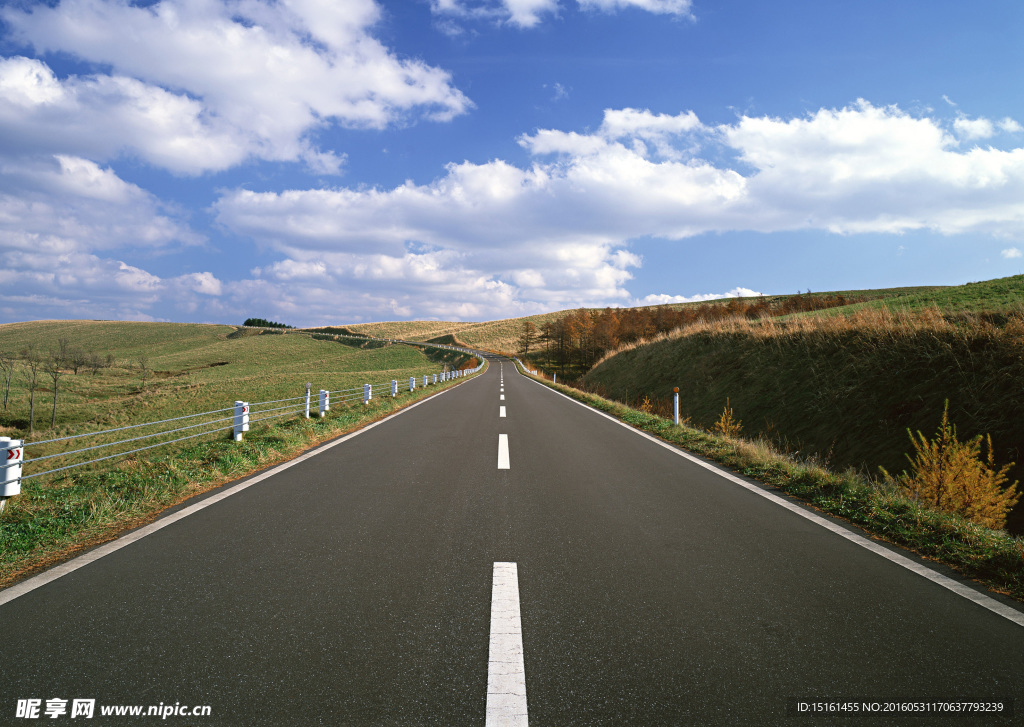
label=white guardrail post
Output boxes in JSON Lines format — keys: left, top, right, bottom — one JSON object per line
{"left": 304, "top": 382, "right": 312, "bottom": 419}
{"left": 410, "top": 376, "right": 416, "bottom": 391}
{"left": 391, "top": 380, "right": 398, "bottom": 398}
{"left": 319, "top": 389, "right": 329, "bottom": 418}
{"left": 1, "top": 437, "right": 24, "bottom": 513}
{"left": 234, "top": 401, "right": 250, "bottom": 442}
{"left": 423, "top": 375, "right": 428, "bottom": 388}
{"left": 364, "top": 383, "right": 372, "bottom": 405}
{"left": 674, "top": 387, "right": 680, "bottom": 425}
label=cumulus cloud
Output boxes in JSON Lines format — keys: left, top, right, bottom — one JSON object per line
{"left": 640, "top": 288, "right": 762, "bottom": 305}
{"left": 430, "top": 0, "right": 558, "bottom": 28}
{"left": 578, "top": 0, "right": 693, "bottom": 17}
{"left": 209, "top": 101, "right": 1024, "bottom": 323}
{"left": 1000, "top": 118, "right": 1024, "bottom": 134}
{"left": 1002, "top": 248, "right": 1022, "bottom": 259}
{"left": 0, "top": 57, "right": 252, "bottom": 174}
{"left": 0, "top": 155, "right": 201, "bottom": 252}
{"left": 0, "top": 152, "right": 222, "bottom": 321}
{"left": 954, "top": 116, "right": 996, "bottom": 140}
{"left": 2, "top": 0, "right": 471, "bottom": 174}
{"left": 431, "top": 0, "right": 691, "bottom": 29}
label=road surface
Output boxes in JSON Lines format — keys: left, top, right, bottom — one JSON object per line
{"left": 2, "top": 355, "right": 1023, "bottom": 725}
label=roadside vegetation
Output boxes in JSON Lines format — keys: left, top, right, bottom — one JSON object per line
{"left": 572, "top": 302, "right": 1024, "bottom": 534}
{"left": 0, "top": 320, "right": 481, "bottom": 587}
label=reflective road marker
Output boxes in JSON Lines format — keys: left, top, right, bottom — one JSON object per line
{"left": 486, "top": 562, "right": 528, "bottom": 726}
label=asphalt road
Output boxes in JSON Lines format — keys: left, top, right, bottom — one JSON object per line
{"left": 2, "top": 355, "right": 1023, "bottom": 726}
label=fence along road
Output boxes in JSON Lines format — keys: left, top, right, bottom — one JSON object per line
{"left": 2, "top": 354, "right": 1024, "bottom": 724}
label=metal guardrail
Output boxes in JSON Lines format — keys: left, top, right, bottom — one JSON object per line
{"left": 0, "top": 338, "right": 486, "bottom": 511}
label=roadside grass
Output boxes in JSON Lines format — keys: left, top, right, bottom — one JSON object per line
{"left": 0, "top": 365, "right": 485, "bottom": 589}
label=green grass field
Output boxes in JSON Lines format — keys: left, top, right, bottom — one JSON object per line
{"left": 0, "top": 321, "right": 453, "bottom": 440}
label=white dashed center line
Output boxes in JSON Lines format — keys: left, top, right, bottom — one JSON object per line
{"left": 500, "top": 406, "right": 506, "bottom": 418}
{"left": 498, "top": 434, "right": 510, "bottom": 469}
{"left": 486, "top": 562, "right": 528, "bottom": 727}
{"left": 500, "top": 394, "right": 505, "bottom": 401}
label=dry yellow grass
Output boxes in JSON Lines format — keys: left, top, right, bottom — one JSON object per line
{"left": 591, "top": 305, "right": 1020, "bottom": 369}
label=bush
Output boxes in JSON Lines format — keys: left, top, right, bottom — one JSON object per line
{"left": 881, "top": 401, "right": 1020, "bottom": 529}
{"left": 714, "top": 398, "right": 743, "bottom": 438}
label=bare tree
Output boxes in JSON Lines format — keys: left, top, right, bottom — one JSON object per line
{"left": 22, "top": 346, "right": 42, "bottom": 436}
{"left": 88, "top": 351, "right": 104, "bottom": 376}
{"left": 55, "top": 336, "right": 71, "bottom": 368}
{"left": 518, "top": 321, "right": 538, "bottom": 357}
{"left": 44, "top": 351, "right": 66, "bottom": 430}
{"left": 70, "top": 348, "right": 88, "bottom": 375}
{"left": 0, "top": 352, "right": 14, "bottom": 409}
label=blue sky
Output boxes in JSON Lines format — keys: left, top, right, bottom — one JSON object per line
{"left": 1, "top": 0, "right": 1022, "bottom": 326}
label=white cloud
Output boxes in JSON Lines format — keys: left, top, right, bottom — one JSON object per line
{"left": 1000, "top": 118, "right": 1024, "bottom": 134}
{"left": 0, "top": 250, "right": 232, "bottom": 323}
{"left": 0, "top": 155, "right": 201, "bottom": 252}
{"left": 431, "top": 0, "right": 691, "bottom": 29}
{"left": 2, "top": 0, "right": 471, "bottom": 174}
{"left": 0, "top": 152, "right": 223, "bottom": 321}
{"left": 578, "top": 0, "right": 693, "bottom": 17}
{"left": 430, "top": 0, "right": 558, "bottom": 28}
{"left": 6, "top": 95, "right": 1024, "bottom": 326}
{"left": 640, "top": 288, "right": 762, "bottom": 305}
{"left": 0, "top": 57, "right": 252, "bottom": 174}
{"left": 505, "top": 0, "right": 560, "bottom": 26}
{"left": 210, "top": 100, "right": 1024, "bottom": 323}
{"left": 1002, "top": 248, "right": 1022, "bottom": 259}
{"left": 954, "top": 116, "right": 995, "bottom": 140}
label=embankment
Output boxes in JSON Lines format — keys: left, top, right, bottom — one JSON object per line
{"left": 582, "top": 308, "right": 1024, "bottom": 533}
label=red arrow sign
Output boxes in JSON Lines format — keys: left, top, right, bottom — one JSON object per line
{"left": 6, "top": 449, "right": 21, "bottom": 461}
{"left": 243, "top": 406, "right": 249, "bottom": 414}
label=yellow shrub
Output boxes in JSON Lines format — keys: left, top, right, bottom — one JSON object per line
{"left": 881, "top": 401, "right": 1020, "bottom": 530}
{"left": 714, "top": 398, "right": 743, "bottom": 438}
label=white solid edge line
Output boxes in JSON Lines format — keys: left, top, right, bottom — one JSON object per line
{"left": 0, "top": 372, "right": 485, "bottom": 607}
{"left": 486, "top": 562, "right": 529, "bottom": 727}
{"left": 498, "top": 434, "right": 510, "bottom": 470}
{"left": 520, "top": 370, "right": 1024, "bottom": 629}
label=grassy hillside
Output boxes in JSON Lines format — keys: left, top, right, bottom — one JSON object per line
{"left": 581, "top": 275, "right": 1024, "bottom": 533}
{"left": 0, "top": 321, "right": 447, "bottom": 441}
{"left": 340, "top": 310, "right": 570, "bottom": 353}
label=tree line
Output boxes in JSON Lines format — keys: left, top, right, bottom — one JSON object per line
{"left": 243, "top": 318, "right": 293, "bottom": 329}
{"left": 519, "top": 293, "right": 863, "bottom": 376}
